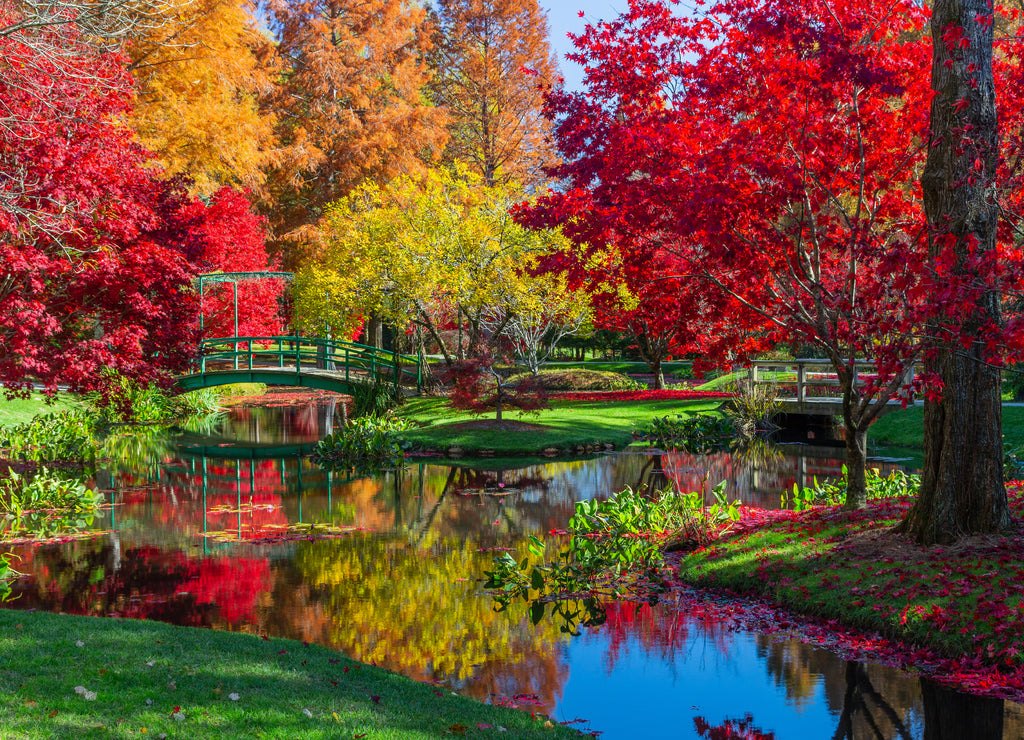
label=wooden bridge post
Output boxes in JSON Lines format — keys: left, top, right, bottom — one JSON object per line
{"left": 797, "top": 362, "right": 807, "bottom": 403}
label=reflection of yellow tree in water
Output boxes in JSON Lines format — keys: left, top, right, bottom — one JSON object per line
{"left": 293, "top": 533, "right": 569, "bottom": 710}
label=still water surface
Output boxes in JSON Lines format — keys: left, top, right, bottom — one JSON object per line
{"left": 4, "top": 401, "right": 1021, "bottom": 738}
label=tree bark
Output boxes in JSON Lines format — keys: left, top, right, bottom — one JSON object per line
{"left": 366, "top": 313, "right": 383, "bottom": 349}
{"left": 844, "top": 420, "right": 868, "bottom": 510}
{"left": 900, "top": 0, "right": 1010, "bottom": 544}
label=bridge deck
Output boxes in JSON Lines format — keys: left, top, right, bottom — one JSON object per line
{"left": 177, "top": 336, "right": 421, "bottom": 395}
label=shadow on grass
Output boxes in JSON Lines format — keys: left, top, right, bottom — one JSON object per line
{"left": 0, "top": 609, "right": 581, "bottom": 740}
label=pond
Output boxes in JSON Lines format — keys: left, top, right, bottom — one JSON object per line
{"left": 3, "top": 399, "right": 1020, "bottom": 738}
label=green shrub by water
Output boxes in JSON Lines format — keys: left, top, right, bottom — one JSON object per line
{"left": 485, "top": 484, "right": 740, "bottom": 634}
{"left": 349, "top": 377, "right": 400, "bottom": 418}
{"left": 0, "top": 409, "right": 97, "bottom": 463}
{"left": 0, "top": 467, "right": 103, "bottom": 539}
{"left": 634, "top": 413, "right": 736, "bottom": 452}
{"left": 784, "top": 466, "right": 921, "bottom": 510}
{"left": 311, "top": 414, "right": 412, "bottom": 472}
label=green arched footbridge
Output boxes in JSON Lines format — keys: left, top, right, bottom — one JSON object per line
{"left": 176, "top": 336, "right": 421, "bottom": 395}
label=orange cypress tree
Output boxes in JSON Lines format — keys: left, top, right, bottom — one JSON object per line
{"left": 428, "top": 0, "right": 559, "bottom": 187}
{"left": 264, "top": 0, "right": 448, "bottom": 259}
{"left": 125, "top": 0, "right": 279, "bottom": 196}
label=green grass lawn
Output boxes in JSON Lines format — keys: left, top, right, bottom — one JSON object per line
{"left": 397, "top": 397, "right": 725, "bottom": 456}
{"left": 679, "top": 485, "right": 1024, "bottom": 669}
{"left": 0, "top": 393, "right": 82, "bottom": 428}
{"left": 868, "top": 405, "right": 1024, "bottom": 449}
{"left": 543, "top": 360, "right": 696, "bottom": 377}
{"left": 0, "top": 609, "right": 580, "bottom": 740}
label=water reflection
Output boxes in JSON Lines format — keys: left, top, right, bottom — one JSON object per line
{"left": 2, "top": 400, "right": 1017, "bottom": 738}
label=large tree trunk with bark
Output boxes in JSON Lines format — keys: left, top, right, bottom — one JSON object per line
{"left": 900, "top": 0, "right": 1010, "bottom": 545}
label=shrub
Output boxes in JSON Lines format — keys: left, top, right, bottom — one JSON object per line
{"left": 350, "top": 377, "right": 400, "bottom": 418}
{"left": 722, "top": 381, "right": 781, "bottom": 433}
{"left": 310, "top": 414, "right": 412, "bottom": 473}
{"left": 633, "top": 413, "right": 736, "bottom": 452}
{"left": 506, "top": 368, "right": 643, "bottom": 392}
{"left": 0, "top": 467, "right": 104, "bottom": 539}
{"left": 0, "top": 410, "right": 98, "bottom": 464}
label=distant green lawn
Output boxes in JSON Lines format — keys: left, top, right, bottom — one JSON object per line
{"left": 869, "top": 405, "right": 1024, "bottom": 449}
{"left": 397, "top": 396, "right": 725, "bottom": 455}
{"left": 0, "top": 393, "right": 82, "bottom": 428}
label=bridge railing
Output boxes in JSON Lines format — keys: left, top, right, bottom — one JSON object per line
{"left": 746, "top": 359, "right": 918, "bottom": 404}
{"left": 196, "top": 336, "right": 421, "bottom": 391}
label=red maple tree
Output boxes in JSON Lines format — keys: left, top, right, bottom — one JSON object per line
{"left": 0, "top": 16, "right": 201, "bottom": 395}
{"left": 520, "top": 0, "right": 1024, "bottom": 511}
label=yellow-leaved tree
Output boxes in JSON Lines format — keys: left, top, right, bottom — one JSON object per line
{"left": 292, "top": 166, "right": 584, "bottom": 377}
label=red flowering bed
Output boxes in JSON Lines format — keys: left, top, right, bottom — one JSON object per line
{"left": 549, "top": 389, "right": 733, "bottom": 401}
{"left": 676, "top": 483, "right": 1024, "bottom": 701}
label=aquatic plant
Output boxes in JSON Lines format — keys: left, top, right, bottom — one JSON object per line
{"left": 634, "top": 412, "right": 736, "bottom": 453}
{"left": 311, "top": 414, "right": 411, "bottom": 473}
{"left": 785, "top": 466, "right": 921, "bottom": 511}
{"left": 485, "top": 483, "right": 740, "bottom": 634}
{"left": 0, "top": 467, "right": 103, "bottom": 539}
{"left": 0, "top": 409, "right": 98, "bottom": 464}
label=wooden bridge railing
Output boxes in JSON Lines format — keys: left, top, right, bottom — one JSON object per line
{"left": 196, "top": 336, "right": 421, "bottom": 392}
{"left": 746, "top": 359, "right": 919, "bottom": 404}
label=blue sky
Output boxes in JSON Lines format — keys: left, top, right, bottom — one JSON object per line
{"left": 543, "top": 2, "right": 627, "bottom": 90}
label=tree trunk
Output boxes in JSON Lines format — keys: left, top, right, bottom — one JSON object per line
{"left": 366, "top": 314, "right": 383, "bottom": 349}
{"left": 844, "top": 420, "right": 868, "bottom": 510}
{"left": 900, "top": 0, "right": 1010, "bottom": 544}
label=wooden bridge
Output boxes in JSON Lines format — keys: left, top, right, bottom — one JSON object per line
{"left": 176, "top": 335, "right": 421, "bottom": 396}
{"left": 745, "top": 359, "right": 919, "bottom": 417}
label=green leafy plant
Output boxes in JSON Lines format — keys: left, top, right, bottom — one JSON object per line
{"left": 484, "top": 483, "right": 740, "bottom": 634}
{"left": 0, "top": 551, "right": 20, "bottom": 602}
{"left": 350, "top": 377, "right": 401, "bottom": 418}
{"left": 0, "top": 467, "right": 104, "bottom": 539}
{"left": 634, "top": 413, "right": 736, "bottom": 452}
{"left": 311, "top": 413, "right": 412, "bottom": 473}
{"left": 0, "top": 410, "right": 98, "bottom": 464}
{"left": 1005, "top": 446, "right": 1024, "bottom": 482}
{"left": 723, "top": 381, "right": 782, "bottom": 433}
{"left": 784, "top": 465, "right": 921, "bottom": 511}
{"left": 169, "top": 388, "right": 224, "bottom": 417}
{"left": 87, "top": 372, "right": 174, "bottom": 424}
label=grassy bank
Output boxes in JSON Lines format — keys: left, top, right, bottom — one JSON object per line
{"left": 0, "top": 393, "right": 82, "bottom": 427}
{"left": 678, "top": 486, "right": 1024, "bottom": 677}
{"left": 868, "top": 405, "right": 1024, "bottom": 449}
{"left": 0, "top": 609, "right": 579, "bottom": 740}
{"left": 396, "top": 397, "right": 726, "bottom": 456}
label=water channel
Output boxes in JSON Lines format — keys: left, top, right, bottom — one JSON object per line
{"left": 4, "top": 399, "right": 1022, "bottom": 738}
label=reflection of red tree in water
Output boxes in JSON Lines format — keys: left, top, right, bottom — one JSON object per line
{"left": 591, "top": 596, "right": 737, "bottom": 673}
{"left": 11, "top": 545, "right": 270, "bottom": 626}
{"left": 694, "top": 714, "right": 777, "bottom": 740}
